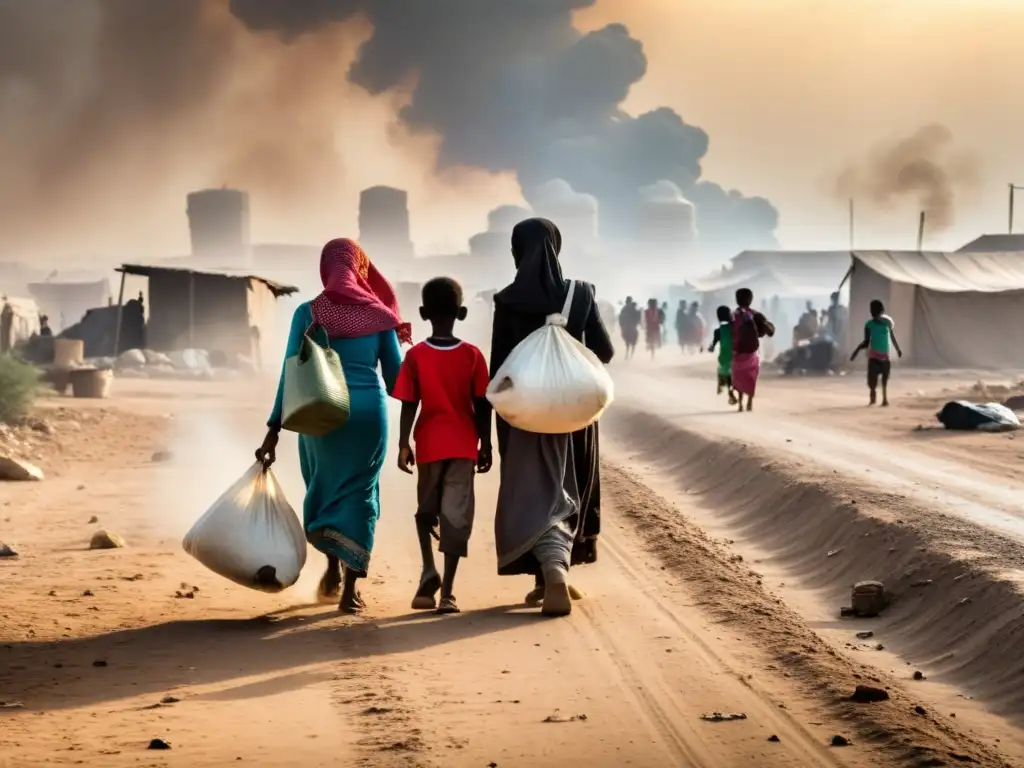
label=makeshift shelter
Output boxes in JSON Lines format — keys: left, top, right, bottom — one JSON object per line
{"left": 846, "top": 251, "right": 1024, "bottom": 368}
{"left": 115, "top": 264, "right": 298, "bottom": 360}
{"left": 2, "top": 297, "right": 40, "bottom": 345}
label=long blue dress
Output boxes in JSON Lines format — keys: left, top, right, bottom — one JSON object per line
{"left": 268, "top": 302, "right": 403, "bottom": 576}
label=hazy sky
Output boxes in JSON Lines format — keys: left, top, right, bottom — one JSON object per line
{"left": 587, "top": 0, "right": 1024, "bottom": 250}
{"left": 1, "top": 0, "right": 1020, "bottom": 262}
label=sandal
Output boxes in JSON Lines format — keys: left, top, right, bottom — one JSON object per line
{"left": 437, "top": 595, "right": 460, "bottom": 615}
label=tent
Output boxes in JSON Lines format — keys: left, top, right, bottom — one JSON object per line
{"left": 956, "top": 234, "right": 1024, "bottom": 252}
{"left": 847, "top": 251, "right": 1024, "bottom": 368}
{"left": 688, "top": 251, "right": 851, "bottom": 300}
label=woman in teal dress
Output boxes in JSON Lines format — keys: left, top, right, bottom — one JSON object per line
{"left": 256, "top": 238, "right": 410, "bottom": 613}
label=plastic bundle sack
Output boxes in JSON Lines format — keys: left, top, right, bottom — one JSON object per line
{"left": 486, "top": 281, "right": 614, "bottom": 434}
{"left": 182, "top": 462, "right": 307, "bottom": 592}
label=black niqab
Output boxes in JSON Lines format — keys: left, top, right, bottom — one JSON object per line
{"left": 494, "top": 218, "right": 567, "bottom": 315}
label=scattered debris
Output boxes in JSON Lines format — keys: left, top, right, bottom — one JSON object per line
{"left": 89, "top": 530, "right": 127, "bottom": 550}
{"left": 856, "top": 631, "right": 874, "bottom": 640}
{"left": 362, "top": 706, "right": 393, "bottom": 715}
{"left": 826, "top": 548, "right": 843, "bottom": 558}
{"left": 122, "top": 573, "right": 145, "bottom": 582}
{"left": 174, "top": 589, "right": 196, "bottom": 599}
{"left": 700, "top": 712, "right": 747, "bottom": 722}
{"left": 911, "top": 579, "right": 933, "bottom": 588}
{"left": 849, "top": 685, "right": 890, "bottom": 703}
{"left": 542, "top": 711, "right": 588, "bottom": 724}
{"left": 830, "top": 735, "right": 851, "bottom": 747}
{"left": 0, "top": 701, "right": 24, "bottom": 710}
{"left": 957, "top": 597, "right": 972, "bottom": 607}
{"left": 147, "top": 739, "right": 171, "bottom": 750}
{"left": 850, "top": 581, "right": 888, "bottom": 617}
{"left": 0, "top": 543, "right": 18, "bottom": 558}
{"left": 914, "top": 671, "right": 926, "bottom": 681}
{"left": 0, "top": 456, "right": 44, "bottom": 482}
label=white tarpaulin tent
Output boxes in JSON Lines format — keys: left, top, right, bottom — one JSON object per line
{"left": 847, "top": 251, "right": 1024, "bottom": 368}
{"left": 688, "top": 251, "right": 851, "bottom": 298}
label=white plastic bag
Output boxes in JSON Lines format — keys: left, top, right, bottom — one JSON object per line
{"left": 182, "top": 462, "right": 307, "bottom": 592}
{"left": 487, "top": 281, "right": 614, "bottom": 434}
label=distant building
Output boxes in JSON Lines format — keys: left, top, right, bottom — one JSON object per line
{"left": 186, "top": 188, "right": 252, "bottom": 267}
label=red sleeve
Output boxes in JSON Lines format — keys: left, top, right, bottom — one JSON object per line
{"left": 470, "top": 345, "right": 489, "bottom": 397}
{"left": 392, "top": 347, "right": 420, "bottom": 402}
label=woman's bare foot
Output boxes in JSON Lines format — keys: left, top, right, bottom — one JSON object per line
{"left": 339, "top": 587, "right": 363, "bottom": 614}
{"left": 339, "top": 568, "right": 364, "bottom": 614}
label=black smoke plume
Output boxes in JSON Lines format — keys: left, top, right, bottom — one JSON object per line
{"left": 231, "top": 0, "right": 780, "bottom": 249}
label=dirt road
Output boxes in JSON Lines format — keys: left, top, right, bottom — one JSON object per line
{"left": 0, "top": 376, "right": 1017, "bottom": 766}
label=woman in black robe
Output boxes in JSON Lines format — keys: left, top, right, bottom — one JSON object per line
{"left": 488, "top": 218, "right": 614, "bottom": 616}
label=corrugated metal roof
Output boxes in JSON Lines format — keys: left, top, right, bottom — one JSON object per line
{"left": 852, "top": 250, "right": 1024, "bottom": 292}
{"left": 117, "top": 264, "right": 299, "bottom": 297}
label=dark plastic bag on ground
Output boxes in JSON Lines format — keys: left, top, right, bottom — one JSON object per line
{"left": 936, "top": 400, "right": 1021, "bottom": 432}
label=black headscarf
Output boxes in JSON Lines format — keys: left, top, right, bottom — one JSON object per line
{"left": 493, "top": 218, "right": 566, "bottom": 315}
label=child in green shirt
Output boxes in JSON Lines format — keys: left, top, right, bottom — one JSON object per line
{"left": 708, "top": 305, "right": 737, "bottom": 406}
{"left": 850, "top": 299, "right": 903, "bottom": 406}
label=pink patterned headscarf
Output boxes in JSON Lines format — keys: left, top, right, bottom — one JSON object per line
{"left": 309, "top": 238, "right": 412, "bottom": 344}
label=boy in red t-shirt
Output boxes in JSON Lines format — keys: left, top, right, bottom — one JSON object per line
{"left": 393, "top": 277, "right": 492, "bottom": 614}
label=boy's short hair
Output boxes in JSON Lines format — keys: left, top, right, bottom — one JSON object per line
{"left": 421, "top": 277, "right": 463, "bottom": 319}
{"left": 870, "top": 299, "right": 885, "bottom": 316}
{"left": 736, "top": 287, "right": 754, "bottom": 307}
{"left": 716, "top": 305, "right": 731, "bottom": 322}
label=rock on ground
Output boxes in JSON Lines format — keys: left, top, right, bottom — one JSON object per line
{"left": 89, "top": 530, "right": 127, "bottom": 550}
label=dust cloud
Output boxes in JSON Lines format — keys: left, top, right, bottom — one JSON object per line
{"left": 834, "top": 124, "right": 980, "bottom": 233}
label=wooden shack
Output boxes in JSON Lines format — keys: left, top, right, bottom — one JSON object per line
{"left": 115, "top": 264, "right": 298, "bottom": 360}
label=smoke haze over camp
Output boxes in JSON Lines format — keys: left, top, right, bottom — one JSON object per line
{"left": 0, "top": 0, "right": 1020, "bottom": 261}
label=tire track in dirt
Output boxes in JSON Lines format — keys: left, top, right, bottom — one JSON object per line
{"left": 580, "top": 530, "right": 844, "bottom": 767}
{"left": 596, "top": 423, "right": 1014, "bottom": 765}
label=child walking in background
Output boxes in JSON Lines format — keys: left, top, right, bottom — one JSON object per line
{"left": 394, "top": 277, "right": 492, "bottom": 614}
{"left": 732, "top": 288, "right": 775, "bottom": 413}
{"left": 850, "top": 299, "right": 902, "bottom": 407}
{"left": 708, "top": 305, "right": 737, "bottom": 405}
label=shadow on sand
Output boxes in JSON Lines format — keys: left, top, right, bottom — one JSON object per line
{"left": 0, "top": 603, "right": 538, "bottom": 710}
